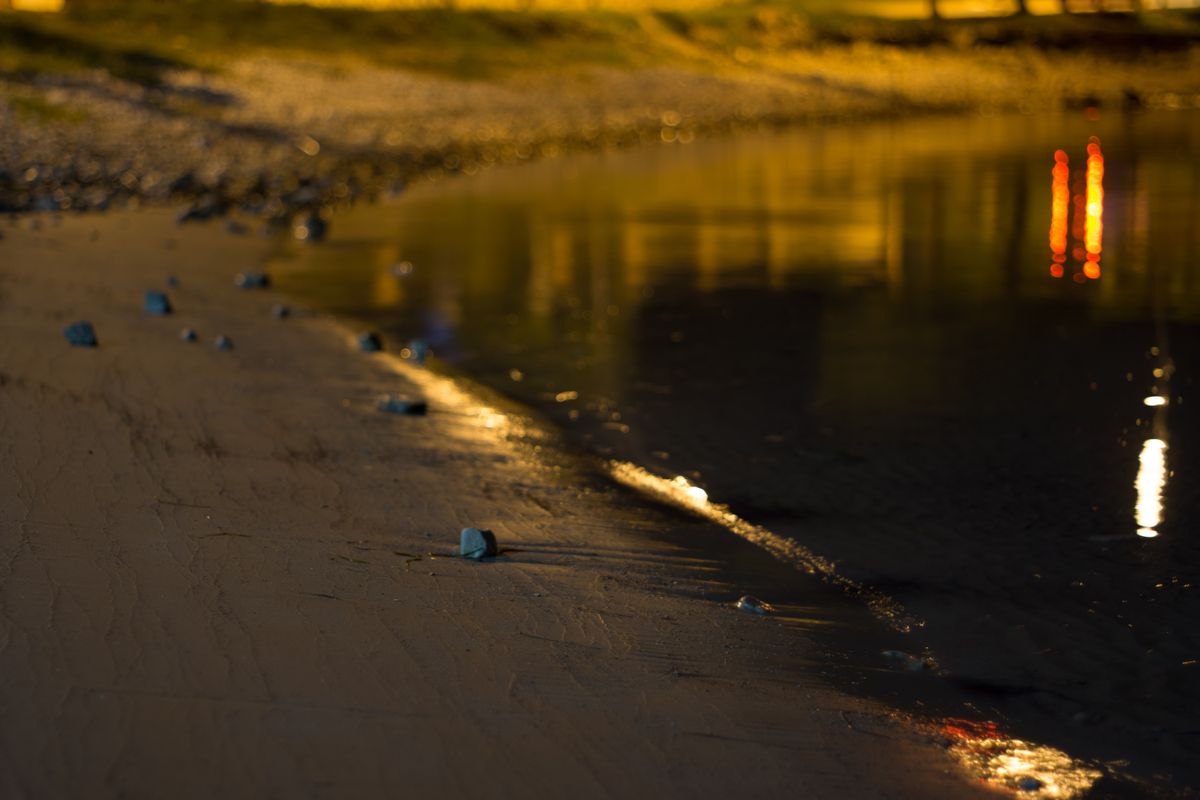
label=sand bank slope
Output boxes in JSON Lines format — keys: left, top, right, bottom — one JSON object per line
{"left": 0, "top": 211, "right": 991, "bottom": 797}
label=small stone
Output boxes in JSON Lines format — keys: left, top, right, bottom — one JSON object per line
{"left": 63, "top": 321, "right": 98, "bottom": 347}
{"left": 294, "top": 213, "right": 327, "bottom": 242}
{"left": 166, "top": 275, "right": 180, "bottom": 287}
{"left": 735, "top": 596, "right": 770, "bottom": 615}
{"left": 358, "top": 331, "right": 383, "bottom": 352}
{"left": 1016, "top": 777, "right": 1043, "bottom": 792}
{"left": 271, "top": 304, "right": 290, "bottom": 319}
{"left": 881, "top": 650, "right": 933, "bottom": 672}
{"left": 406, "top": 338, "right": 429, "bottom": 364}
{"left": 180, "top": 328, "right": 198, "bottom": 342}
{"left": 377, "top": 394, "right": 427, "bottom": 416}
{"left": 225, "top": 220, "right": 248, "bottom": 236}
{"left": 460, "top": 528, "right": 498, "bottom": 560}
{"left": 234, "top": 272, "right": 270, "bottom": 289}
{"left": 144, "top": 290, "right": 172, "bottom": 315}
{"left": 214, "top": 335, "right": 233, "bottom": 351}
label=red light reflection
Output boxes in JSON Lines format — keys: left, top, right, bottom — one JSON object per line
{"left": 1049, "top": 150, "right": 1069, "bottom": 277}
{"left": 1048, "top": 139, "right": 1104, "bottom": 281}
{"left": 1084, "top": 140, "right": 1104, "bottom": 277}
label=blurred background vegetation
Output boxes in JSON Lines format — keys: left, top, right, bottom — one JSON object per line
{"left": 2, "top": 0, "right": 1199, "bottom": 85}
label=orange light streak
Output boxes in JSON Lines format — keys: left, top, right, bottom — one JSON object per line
{"left": 1084, "top": 140, "right": 1104, "bottom": 277}
{"left": 1049, "top": 150, "right": 1069, "bottom": 277}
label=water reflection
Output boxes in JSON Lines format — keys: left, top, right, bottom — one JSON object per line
{"left": 939, "top": 719, "right": 1102, "bottom": 798}
{"left": 273, "top": 110, "right": 1200, "bottom": 788}
{"left": 1084, "top": 139, "right": 1105, "bottom": 279}
{"left": 1136, "top": 438, "right": 1167, "bottom": 539}
{"left": 1047, "top": 138, "right": 1104, "bottom": 282}
{"left": 1049, "top": 150, "right": 1069, "bottom": 278}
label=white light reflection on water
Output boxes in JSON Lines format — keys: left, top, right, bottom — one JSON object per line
{"left": 940, "top": 719, "right": 1102, "bottom": 798}
{"left": 1135, "top": 438, "right": 1167, "bottom": 539}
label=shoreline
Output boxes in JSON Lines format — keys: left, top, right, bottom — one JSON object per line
{"left": 0, "top": 206, "right": 1016, "bottom": 797}
{"left": 245, "top": 113, "right": 1200, "bottom": 798}
{"left": 5, "top": 10, "right": 1197, "bottom": 791}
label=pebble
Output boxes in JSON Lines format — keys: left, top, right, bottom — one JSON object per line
{"left": 377, "top": 394, "right": 428, "bottom": 415}
{"left": 460, "top": 527, "right": 498, "bottom": 560}
{"left": 144, "top": 289, "right": 173, "bottom": 315}
{"left": 358, "top": 331, "right": 383, "bottom": 352}
{"left": 271, "top": 303, "right": 290, "bottom": 319}
{"left": 881, "top": 650, "right": 934, "bottom": 672}
{"left": 234, "top": 272, "right": 271, "bottom": 289}
{"left": 166, "top": 275, "right": 180, "bottom": 287}
{"left": 735, "top": 595, "right": 770, "bottom": 615}
{"left": 1016, "top": 777, "right": 1043, "bottom": 792}
{"left": 406, "top": 338, "right": 429, "bottom": 364}
{"left": 295, "top": 212, "right": 327, "bottom": 241}
{"left": 214, "top": 335, "right": 234, "bottom": 351}
{"left": 180, "top": 327, "right": 198, "bottom": 342}
{"left": 63, "top": 320, "right": 98, "bottom": 347}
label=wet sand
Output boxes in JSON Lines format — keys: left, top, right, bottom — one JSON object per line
{"left": 0, "top": 211, "right": 1003, "bottom": 797}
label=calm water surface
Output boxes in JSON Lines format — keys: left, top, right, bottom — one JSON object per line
{"left": 271, "top": 110, "right": 1200, "bottom": 792}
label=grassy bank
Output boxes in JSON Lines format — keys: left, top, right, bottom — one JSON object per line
{"left": 4, "top": 1, "right": 1200, "bottom": 81}
{"left": 2, "top": 1, "right": 1200, "bottom": 216}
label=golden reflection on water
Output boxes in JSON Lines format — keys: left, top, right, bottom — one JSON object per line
{"left": 1049, "top": 140, "right": 1104, "bottom": 281}
{"left": 939, "top": 719, "right": 1102, "bottom": 798}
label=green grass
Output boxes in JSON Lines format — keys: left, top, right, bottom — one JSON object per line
{"left": 0, "top": 13, "right": 190, "bottom": 84}
{"left": 1, "top": 0, "right": 649, "bottom": 81}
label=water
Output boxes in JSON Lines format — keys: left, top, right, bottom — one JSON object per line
{"left": 269, "top": 109, "right": 1200, "bottom": 792}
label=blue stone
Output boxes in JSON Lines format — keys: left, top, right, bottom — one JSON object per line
{"left": 377, "top": 395, "right": 427, "bottom": 416}
{"left": 144, "top": 290, "right": 172, "bottom": 315}
{"left": 63, "top": 321, "right": 98, "bottom": 347}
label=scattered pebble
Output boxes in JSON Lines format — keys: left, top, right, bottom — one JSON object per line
{"left": 214, "top": 335, "right": 234, "bottom": 351}
{"left": 63, "top": 320, "right": 98, "bottom": 347}
{"left": 460, "top": 527, "right": 498, "bottom": 560}
{"left": 405, "top": 338, "right": 428, "bottom": 363}
{"left": 144, "top": 289, "right": 173, "bottom": 315}
{"left": 1016, "top": 777, "right": 1043, "bottom": 792}
{"left": 234, "top": 272, "right": 271, "bottom": 289}
{"left": 881, "top": 650, "right": 935, "bottom": 672}
{"left": 294, "top": 212, "right": 327, "bottom": 241}
{"left": 389, "top": 260, "right": 414, "bottom": 277}
{"left": 180, "top": 327, "right": 198, "bottom": 342}
{"left": 358, "top": 331, "right": 383, "bottom": 352}
{"left": 735, "top": 595, "right": 771, "bottom": 615}
{"left": 377, "top": 394, "right": 428, "bottom": 415}
{"left": 271, "top": 303, "right": 290, "bottom": 319}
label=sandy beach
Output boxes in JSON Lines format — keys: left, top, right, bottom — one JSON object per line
{"left": 6, "top": 4, "right": 1200, "bottom": 795}
{"left": 0, "top": 210, "right": 1010, "bottom": 797}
